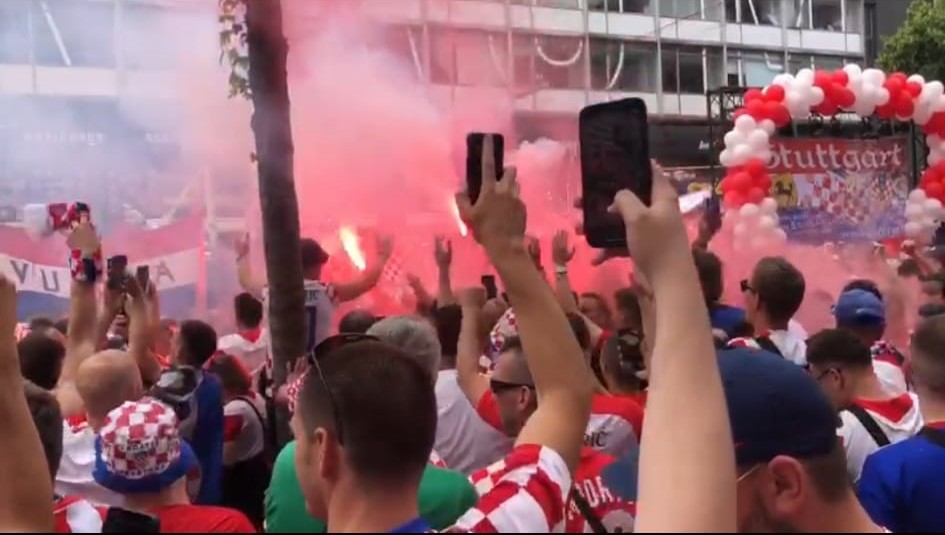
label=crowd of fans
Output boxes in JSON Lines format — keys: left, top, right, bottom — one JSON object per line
{"left": 4, "top": 141, "right": 945, "bottom": 532}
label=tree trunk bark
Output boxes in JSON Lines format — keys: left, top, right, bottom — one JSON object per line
{"left": 245, "top": 0, "right": 304, "bottom": 444}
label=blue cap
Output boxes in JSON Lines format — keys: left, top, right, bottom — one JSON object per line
{"left": 833, "top": 289, "right": 885, "bottom": 326}
{"left": 600, "top": 348, "right": 838, "bottom": 500}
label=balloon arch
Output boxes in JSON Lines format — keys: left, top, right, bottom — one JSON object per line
{"left": 717, "top": 65, "right": 945, "bottom": 248}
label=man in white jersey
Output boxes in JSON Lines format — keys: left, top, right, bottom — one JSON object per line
{"left": 236, "top": 234, "right": 392, "bottom": 354}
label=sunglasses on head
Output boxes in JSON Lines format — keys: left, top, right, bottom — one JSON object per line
{"left": 306, "top": 333, "right": 379, "bottom": 446}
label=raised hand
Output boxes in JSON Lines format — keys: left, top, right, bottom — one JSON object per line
{"left": 434, "top": 236, "right": 452, "bottom": 268}
{"left": 525, "top": 236, "right": 542, "bottom": 269}
{"left": 458, "top": 287, "right": 488, "bottom": 310}
{"left": 551, "top": 230, "right": 575, "bottom": 266}
{"left": 66, "top": 220, "right": 100, "bottom": 255}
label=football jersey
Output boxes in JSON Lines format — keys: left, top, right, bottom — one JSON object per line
{"left": 263, "top": 279, "right": 338, "bottom": 355}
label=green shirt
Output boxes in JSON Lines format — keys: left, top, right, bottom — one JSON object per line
{"left": 265, "top": 441, "right": 478, "bottom": 533}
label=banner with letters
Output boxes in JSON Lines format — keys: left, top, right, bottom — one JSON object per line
{"left": 671, "top": 137, "right": 911, "bottom": 244}
{"left": 0, "top": 217, "right": 204, "bottom": 321}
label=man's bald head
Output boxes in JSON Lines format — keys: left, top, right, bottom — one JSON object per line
{"left": 493, "top": 337, "right": 533, "bottom": 386}
{"left": 75, "top": 350, "right": 144, "bottom": 421}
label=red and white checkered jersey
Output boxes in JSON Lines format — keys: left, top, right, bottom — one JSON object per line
{"left": 429, "top": 449, "right": 448, "bottom": 468}
{"left": 469, "top": 447, "right": 635, "bottom": 533}
{"left": 447, "top": 444, "right": 570, "bottom": 533}
{"left": 477, "top": 391, "right": 643, "bottom": 457}
{"left": 54, "top": 495, "right": 106, "bottom": 533}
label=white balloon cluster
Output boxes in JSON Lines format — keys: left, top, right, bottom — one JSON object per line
{"left": 907, "top": 75, "right": 945, "bottom": 125}
{"left": 771, "top": 68, "right": 825, "bottom": 120}
{"left": 726, "top": 198, "right": 787, "bottom": 250}
{"left": 718, "top": 115, "right": 774, "bottom": 168}
{"left": 928, "top": 134, "right": 945, "bottom": 167}
{"left": 904, "top": 189, "right": 945, "bottom": 243}
{"left": 839, "top": 65, "right": 891, "bottom": 117}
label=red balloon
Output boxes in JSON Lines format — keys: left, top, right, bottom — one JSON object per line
{"left": 724, "top": 191, "right": 747, "bottom": 209}
{"left": 831, "top": 70, "right": 849, "bottom": 86}
{"left": 894, "top": 93, "right": 915, "bottom": 117}
{"left": 744, "top": 88, "right": 764, "bottom": 103}
{"left": 757, "top": 173, "right": 773, "bottom": 193}
{"left": 772, "top": 105, "right": 791, "bottom": 127}
{"left": 746, "top": 99, "right": 766, "bottom": 118}
{"left": 884, "top": 77, "right": 904, "bottom": 96}
{"left": 836, "top": 88, "right": 856, "bottom": 108}
{"left": 729, "top": 171, "right": 753, "bottom": 192}
{"left": 925, "top": 181, "right": 944, "bottom": 200}
{"left": 875, "top": 103, "right": 896, "bottom": 119}
{"left": 924, "top": 112, "right": 945, "bottom": 136}
{"left": 814, "top": 70, "right": 832, "bottom": 89}
{"left": 890, "top": 72, "right": 908, "bottom": 84}
{"left": 744, "top": 158, "right": 766, "bottom": 178}
{"left": 762, "top": 101, "right": 783, "bottom": 121}
{"left": 814, "top": 101, "right": 839, "bottom": 116}
{"left": 764, "top": 85, "right": 786, "bottom": 102}
{"left": 747, "top": 187, "right": 766, "bottom": 204}
{"left": 924, "top": 166, "right": 942, "bottom": 184}
{"left": 907, "top": 81, "right": 923, "bottom": 98}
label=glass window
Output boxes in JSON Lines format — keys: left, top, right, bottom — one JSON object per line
{"left": 429, "top": 29, "right": 508, "bottom": 87}
{"left": 724, "top": 0, "right": 739, "bottom": 22}
{"left": 706, "top": 48, "right": 726, "bottom": 90}
{"left": 589, "top": 38, "right": 657, "bottom": 92}
{"left": 533, "top": 35, "right": 586, "bottom": 90}
{"left": 813, "top": 55, "right": 844, "bottom": 70}
{"left": 42, "top": 0, "right": 115, "bottom": 68}
{"left": 788, "top": 53, "right": 811, "bottom": 74}
{"left": 811, "top": 0, "right": 842, "bottom": 31}
{"left": 0, "top": 0, "right": 31, "bottom": 64}
{"left": 844, "top": 0, "right": 863, "bottom": 32}
{"left": 741, "top": 50, "right": 784, "bottom": 86}
{"left": 588, "top": 0, "right": 652, "bottom": 13}
{"left": 662, "top": 45, "right": 704, "bottom": 94}
{"left": 658, "top": 0, "right": 702, "bottom": 18}
{"left": 122, "top": 3, "right": 201, "bottom": 70}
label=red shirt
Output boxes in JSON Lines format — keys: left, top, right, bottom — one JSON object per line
{"left": 476, "top": 391, "right": 644, "bottom": 456}
{"left": 151, "top": 504, "right": 256, "bottom": 533}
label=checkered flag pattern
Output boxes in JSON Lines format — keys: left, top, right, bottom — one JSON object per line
{"left": 98, "top": 399, "right": 182, "bottom": 480}
{"left": 488, "top": 308, "right": 518, "bottom": 358}
{"left": 802, "top": 172, "right": 871, "bottom": 222}
{"left": 379, "top": 252, "right": 409, "bottom": 302}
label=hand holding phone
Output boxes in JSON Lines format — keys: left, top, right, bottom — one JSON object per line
{"left": 135, "top": 265, "right": 151, "bottom": 294}
{"left": 107, "top": 255, "right": 129, "bottom": 291}
{"left": 481, "top": 275, "right": 498, "bottom": 300}
{"left": 466, "top": 132, "right": 505, "bottom": 205}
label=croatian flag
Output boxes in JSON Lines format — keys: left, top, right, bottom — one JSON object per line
{"left": 0, "top": 217, "right": 205, "bottom": 321}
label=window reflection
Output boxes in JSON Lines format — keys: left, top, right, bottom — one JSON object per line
{"left": 662, "top": 46, "right": 705, "bottom": 94}
{"left": 811, "top": 0, "right": 843, "bottom": 31}
{"left": 589, "top": 38, "right": 657, "bottom": 92}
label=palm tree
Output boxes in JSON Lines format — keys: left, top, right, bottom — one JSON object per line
{"left": 243, "top": 0, "right": 306, "bottom": 443}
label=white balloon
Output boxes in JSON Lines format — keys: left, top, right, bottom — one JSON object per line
{"left": 930, "top": 134, "right": 943, "bottom": 147}
{"left": 724, "top": 130, "right": 746, "bottom": 148}
{"left": 734, "top": 114, "right": 758, "bottom": 134}
{"left": 723, "top": 210, "right": 739, "bottom": 230}
{"left": 732, "top": 144, "right": 754, "bottom": 164}
{"left": 772, "top": 74, "right": 794, "bottom": 87}
{"left": 772, "top": 228, "right": 788, "bottom": 244}
{"left": 923, "top": 217, "right": 940, "bottom": 230}
{"left": 719, "top": 149, "right": 733, "bottom": 167}
{"left": 932, "top": 95, "right": 945, "bottom": 113}
{"left": 875, "top": 87, "right": 891, "bottom": 106}
{"left": 926, "top": 81, "right": 945, "bottom": 99}
{"left": 759, "top": 119, "right": 777, "bottom": 135}
{"left": 760, "top": 197, "right": 779, "bottom": 215}
{"left": 785, "top": 90, "right": 805, "bottom": 111}
{"left": 750, "top": 235, "right": 770, "bottom": 250}
{"left": 908, "top": 74, "right": 927, "bottom": 86}
{"left": 905, "top": 202, "right": 925, "bottom": 220}
{"left": 733, "top": 222, "right": 748, "bottom": 237}
{"left": 746, "top": 129, "right": 770, "bottom": 151}
{"left": 905, "top": 221, "right": 923, "bottom": 238}
{"left": 796, "top": 68, "right": 815, "bottom": 86}
{"left": 862, "top": 68, "right": 886, "bottom": 86}
{"left": 739, "top": 203, "right": 761, "bottom": 220}
{"left": 915, "top": 104, "right": 934, "bottom": 125}
{"left": 758, "top": 214, "right": 778, "bottom": 231}
{"left": 925, "top": 198, "right": 944, "bottom": 217}
{"left": 931, "top": 152, "right": 944, "bottom": 166}
{"left": 843, "top": 64, "right": 863, "bottom": 79}
{"left": 908, "top": 188, "right": 928, "bottom": 204}
{"left": 810, "top": 86, "right": 825, "bottom": 106}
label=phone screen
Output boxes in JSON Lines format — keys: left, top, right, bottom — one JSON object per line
{"left": 107, "top": 255, "right": 129, "bottom": 291}
{"left": 481, "top": 275, "right": 498, "bottom": 300}
{"left": 579, "top": 98, "right": 652, "bottom": 249}
{"left": 466, "top": 133, "right": 505, "bottom": 205}
{"left": 136, "top": 265, "right": 150, "bottom": 292}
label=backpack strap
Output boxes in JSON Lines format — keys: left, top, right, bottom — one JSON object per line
{"left": 754, "top": 336, "right": 783, "bottom": 357}
{"left": 919, "top": 426, "right": 945, "bottom": 449}
{"left": 847, "top": 404, "right": 891, "bottom": 447}
{"left": 570, "top": 487, "right": 608, "bottom": 533}
{"left": 235, "top": 396, "right": 266, "bottom": 429}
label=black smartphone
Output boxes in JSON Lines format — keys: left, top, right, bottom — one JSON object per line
{"left": 579, "top": 98, "right": 652, "bottom": 248}
{"left": 704, "top": 194, "right": 722, "bottom": 236}
{"left": 466, "top": 133, "right": 505, "bottom": 204}
{"left": 102, "top": 507, "right": 160, "bottom": 533}
{"left": 481, "top": 275, "right": 498, "bottom": 300}
{"left": 106, "top": 255, "right": 129, "bottom": 291}
{"left": 136, "top": 265, "right": 150, "bottom": 293}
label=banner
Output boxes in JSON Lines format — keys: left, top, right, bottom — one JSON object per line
{"left": 671, "top": 137, "right": 911, "bottom": 244}
{"left": 0, "top": 217, "right": 204, "bottom": 321}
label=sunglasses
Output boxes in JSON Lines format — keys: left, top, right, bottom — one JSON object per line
{"left": 740, "top": 279, "right": 755, "bottom": 293}
{"left": 489, "top": 378, "right": 535, "bottom": 393}
{"left": 307, "top": 333, "right": 378, "bottom": 445}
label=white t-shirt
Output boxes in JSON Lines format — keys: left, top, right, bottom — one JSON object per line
{"left": 263, "top": 279, "right": 337, "bottom": 354}
{"left": 839, "top": 392, "right": 923, "bottom": 483}
{"left": 222, "top": 395, "right": 267, "bottom": 465}
{"left": 434, "top": 370, "right": 513, "bottom": 474}
{"left": 218, "top": 328, "right": 270, "bottom": 375}
{"left": 55, "top": 418, "right": 124, "bottom": 507}
{"left": 770, "top": 324, "right": 808, "bottom": 366}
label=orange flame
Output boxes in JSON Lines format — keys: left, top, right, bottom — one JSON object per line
{"left": 339, "top": 226, "right": 366, "bottom": 271}
{"left": 450, "top": 198, "right": 468, "bottom": 237}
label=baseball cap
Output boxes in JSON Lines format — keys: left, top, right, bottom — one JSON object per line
{"left": 93, "top": 398, "right": 197, "bottom": 494}
{"left": 833, "top": 289, "right": 885, "bottom": 326}
{"left": 601, "top": 347, "right": 838, "bottom": 500}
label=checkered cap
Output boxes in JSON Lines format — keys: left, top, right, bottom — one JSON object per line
{"left": 98, "top": 399, "right": 183, "bottom": 480}
{"left": 488, "top": 308, "right": 518, "bottom": 358}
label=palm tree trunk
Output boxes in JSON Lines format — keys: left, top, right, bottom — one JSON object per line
{"left": 245, "top": 0, "right": 305, "bottom": 444}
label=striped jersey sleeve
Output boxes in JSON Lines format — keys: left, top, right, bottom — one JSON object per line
{"left": 450, "top": 444, "right": 570, "bottom": 533}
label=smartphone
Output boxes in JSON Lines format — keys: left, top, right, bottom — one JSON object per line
{"left": 481, "top": 275, "right": 498, "bottom": 300}
{"left": 136, "top": 265, "right": 150, "bottom": 293}
{"left": 704, "top": 194, "right": 722, "bottom": 235}
{"left": 466, "top": 133, "right": 505, "bottom": 204}
{"left": 102, "top": 507, "right": 160, "bottom": 533}
{"left": 579, "top": 98, "right": 652, "bottom": 248}
{"left": 106, "top": 255, "right": 129, "bottom": 291}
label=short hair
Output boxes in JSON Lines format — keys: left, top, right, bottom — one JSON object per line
{"left": 338, "top": 309, "right": 378, "bottom": 334}
{"left": 17, "top": 333, "right": 66, "bottom": 390}
{"left": 919, "top": 303, "right": 945, "bottom": 319}
{"left": 206, "top": 353, "right": 252, "bottom": 395}
{"left": 565, "top": 312, "right": 591, "bottom": 351}
{"left": 297, "top": 341, "right": 436, "bottom": 486}
{"left": 300, "top": 238, "right": 329, "bottom": 270}
{"left": 53, "top": 318, "right": 69, "bottom": 336}
{"left": 841, "top": 279, "right": 882, "bottom": 301}
{"left": 233, "top": 292, "right": 263, "bottom": 329}
{"left": 23, "top": 380, "right": 63, "bottom": 479}
{"left": 806, "top": 328, "right": 871, "bottom": 369}
{"left": 897, "top": 259, "right": 921, "bottom": 278}
{"left": 28, "top": 316, "right": 55, "bottom": 332}
{"left": 750, "top": 257, "right": 805, "bottom": 324}
{"left": 432, "top": 305, "right": 462, "bottom": 358}
{"left": 177, "top": 320, "right": 218, "bottom": 367}
{"left": 911, "top": 315, "right": 945, "bottom": 390}
{"left": 579, "top": 292, "right": 611, "bottom": 322}
{"left": 367, "top": 316, "right": 441, "bottom": 380}
{"left": 613, "top": 288, "right": 642, "bottom": 329}
{"left": 802, "top": 442, "right": 852, "bottom": 502}
{"left": 692, "top": 248, "right": 724, "bottom": 304}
